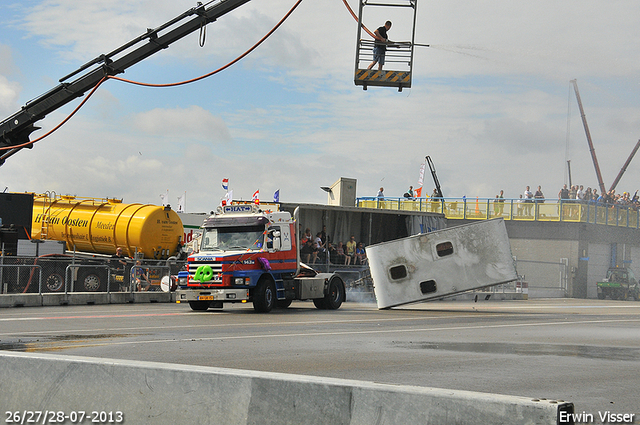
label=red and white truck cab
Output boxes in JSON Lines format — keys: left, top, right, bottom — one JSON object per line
{"left": 176, "top": 204, "right": 345, "bottom": 312}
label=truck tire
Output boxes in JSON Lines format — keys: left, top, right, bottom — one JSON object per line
{"left": 324, "top": 276, "right": 345, "bottom": 310}
{"left": 313, "top": 298, "right": 327, "bottom": 309}
{"left": 597, "top": 292, "right": 605, "bottom": 300}
{"left": 276, "top": 299, "right": 292, "bottom": 309}
{"left": 188, "top": 301, "right": 210, "bottom": 311}
{"left": 314, "top": 276, "right": 345, "bottom": 310}
{"left": 44, "top": 273, "right": 64, "bottom": 292}
{"left": 253, "top": 278, "right": 276, "bottom": 313}
{"left": 620, "top": 289, "right": 629, "bottom": 301}
{"left": 76, "top": 269, "right": 104, "bottom": 292}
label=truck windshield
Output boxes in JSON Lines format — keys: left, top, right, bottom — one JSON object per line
{"left": 200, "top": 225, "right": 265, "bottom": 252}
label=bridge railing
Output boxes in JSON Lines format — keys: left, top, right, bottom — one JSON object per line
{"left": 356, "top": 197, "right": 640, "bottom": 228}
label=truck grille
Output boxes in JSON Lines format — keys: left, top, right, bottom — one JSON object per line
{"left": 188, "top": 261, "right": 223, "bottom": 285}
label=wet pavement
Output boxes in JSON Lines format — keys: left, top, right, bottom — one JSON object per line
{"left": 1, "top": 298, "right": 639, "bottom": 424}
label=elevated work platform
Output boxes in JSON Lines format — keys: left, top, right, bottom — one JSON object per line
{"left": 355, "top": 68, "right": 412, "bottom": 90}
{"left": 354, "top": 0, "right": 417, "bottom": 91}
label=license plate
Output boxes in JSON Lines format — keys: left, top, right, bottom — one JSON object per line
{"left": 198, "top": 295, "right": 214, "bottom": 301}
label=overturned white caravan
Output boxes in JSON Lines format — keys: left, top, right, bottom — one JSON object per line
{"left": 366, "top": 219, "right": 517, "bottom": 309}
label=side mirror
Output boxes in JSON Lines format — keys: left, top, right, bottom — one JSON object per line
{"left": 270, "top": 231, "right": 281, "bottom": 251}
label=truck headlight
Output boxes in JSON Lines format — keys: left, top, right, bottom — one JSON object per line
{"left": 235, "top": 277, "right": 249, "bottom": 285}
{"left": 178, "top": 277, "right": 188, "bottom": 286}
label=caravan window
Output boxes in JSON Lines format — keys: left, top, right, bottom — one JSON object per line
{"left": 389, "top": 264, "right": 408, "bottom": 280}
{"left": 436, "top": 241, "right": 454, "bottom": 257}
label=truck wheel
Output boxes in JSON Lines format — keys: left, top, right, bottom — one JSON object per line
{"left": 313, "top": 298, "right": 327, "bottom": 309}
{"left": 324, "top": 276, "right": 345, "bottom": 310}
{"left": 45, "top": 273, "right": 64, "bottom": 292}
{"left": 188, "top": 301, "right": 210, "bottom": 311}
{"left": 276, "top": 299, "right": 292, "bottom": 309}
{"left": 253, "top": 278, "right": 276, "bottom": 313}
{"left": 597, "top": 292, "right": 605, "bottom": 300}
{"left": 77, "top": 270, "right": 103, "bottom": 292}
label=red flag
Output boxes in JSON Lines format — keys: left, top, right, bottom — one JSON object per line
{"left": 415, "top": 187, "right": 422, "bottom": 197}
{"left": 252, "top": 189, "right": 260, "bottom": 204}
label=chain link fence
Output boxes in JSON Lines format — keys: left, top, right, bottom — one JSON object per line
{"left": 0, "top": 255, "right": 186, "bottom": 295}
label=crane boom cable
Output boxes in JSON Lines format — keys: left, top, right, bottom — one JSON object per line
{"left": 111, "top": 0, "right": 302, "bottom": 87}
{"left": 0, "top": 0, "right": 302, "bottom": 153}
{"left": 0, "top": 77, "right": 108, "bottom": 154}
{"left": 342, "top": 0, "right": 429, "bottom": 47}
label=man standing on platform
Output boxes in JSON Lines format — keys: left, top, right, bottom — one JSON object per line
{"left": 367, "top": 21, "right": 392, "bottom": 71}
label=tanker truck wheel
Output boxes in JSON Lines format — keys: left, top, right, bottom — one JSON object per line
{"left": 77, "top": 270, "right": 104, "bottom": 292}
{"left": 45, "top": 273, "right": 64, "bottom": 292}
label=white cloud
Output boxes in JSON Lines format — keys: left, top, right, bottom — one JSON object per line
{"left": 2, "top": 0, "right": 640, "bottom": 214}
{"left": 133, "top": 105, "right": 231, "bottom": 142}
{"left": 0, "top": 44, "right": 21, "bottom": 116}
{"left": 0, "top": 75, "right": 21, "bottom": 117}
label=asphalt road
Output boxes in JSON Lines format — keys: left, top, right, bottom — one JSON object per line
{"left": 1, "top": 298, "right": 639, "bottom": 424}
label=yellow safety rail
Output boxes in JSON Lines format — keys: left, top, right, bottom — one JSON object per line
{"left": 356, "top": 197, "right": 640, "bottom": 229}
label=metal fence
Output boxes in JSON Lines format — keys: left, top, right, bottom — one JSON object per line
{"left": 0, "top": 255, "right": 186, "bottom": 295}
{"left": 514, "top": 258, "right": 569, "bottom": 295}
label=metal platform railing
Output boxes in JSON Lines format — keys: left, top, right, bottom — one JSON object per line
{"left": 356, "top": 197, "right": 640, "bottom": 228}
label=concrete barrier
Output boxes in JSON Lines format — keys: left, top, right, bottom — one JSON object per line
{"left": 0, "top": 352, "right": 573, "bottom": 425}
{"left": 0, "top": 292, "right": 171, "bottom": 308}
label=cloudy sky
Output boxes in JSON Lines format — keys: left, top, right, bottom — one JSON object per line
{"left": 1, "top": 0, "right": 639, "bottom": 212}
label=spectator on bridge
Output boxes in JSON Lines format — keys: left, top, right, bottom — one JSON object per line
{"left": 534, "top": 186, "right": 545, "bottom": 203}
{"left": 496, "top": 190, "right": 505, "bottom": 216}
{"left": 404, "top": 186, "right": 414, "bottom": 199}
{"left": 516, "top": 194, "right": 524, "bottom": 216}
{"left": 523, "top": 186, "right": 534, "bottom": 216}
{"left": 377, "top": 187, "right": 385, "bottom": 200}
{"left": 584, "top": 187, "right": 593, "bottom": 202}
{"left": 558, "top": 184, "right": 570, "bottom": 200}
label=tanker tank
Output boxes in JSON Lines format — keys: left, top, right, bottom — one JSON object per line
{"left": 31, "top": 194, "right": 183, "bottom": 259}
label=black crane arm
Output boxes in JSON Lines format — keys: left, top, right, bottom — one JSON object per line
{"left": 0, "top": 0, "right": 252, "bottom": 165}
{"left": 426, "top": 156, "right": 443, "bottom": 199}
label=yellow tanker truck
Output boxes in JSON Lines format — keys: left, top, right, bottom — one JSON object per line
{"left": 23, "top": 193, "right": 184, "bottom": 292}
{"left": 31, "top": 194, "right": 183, "bottom": 259}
